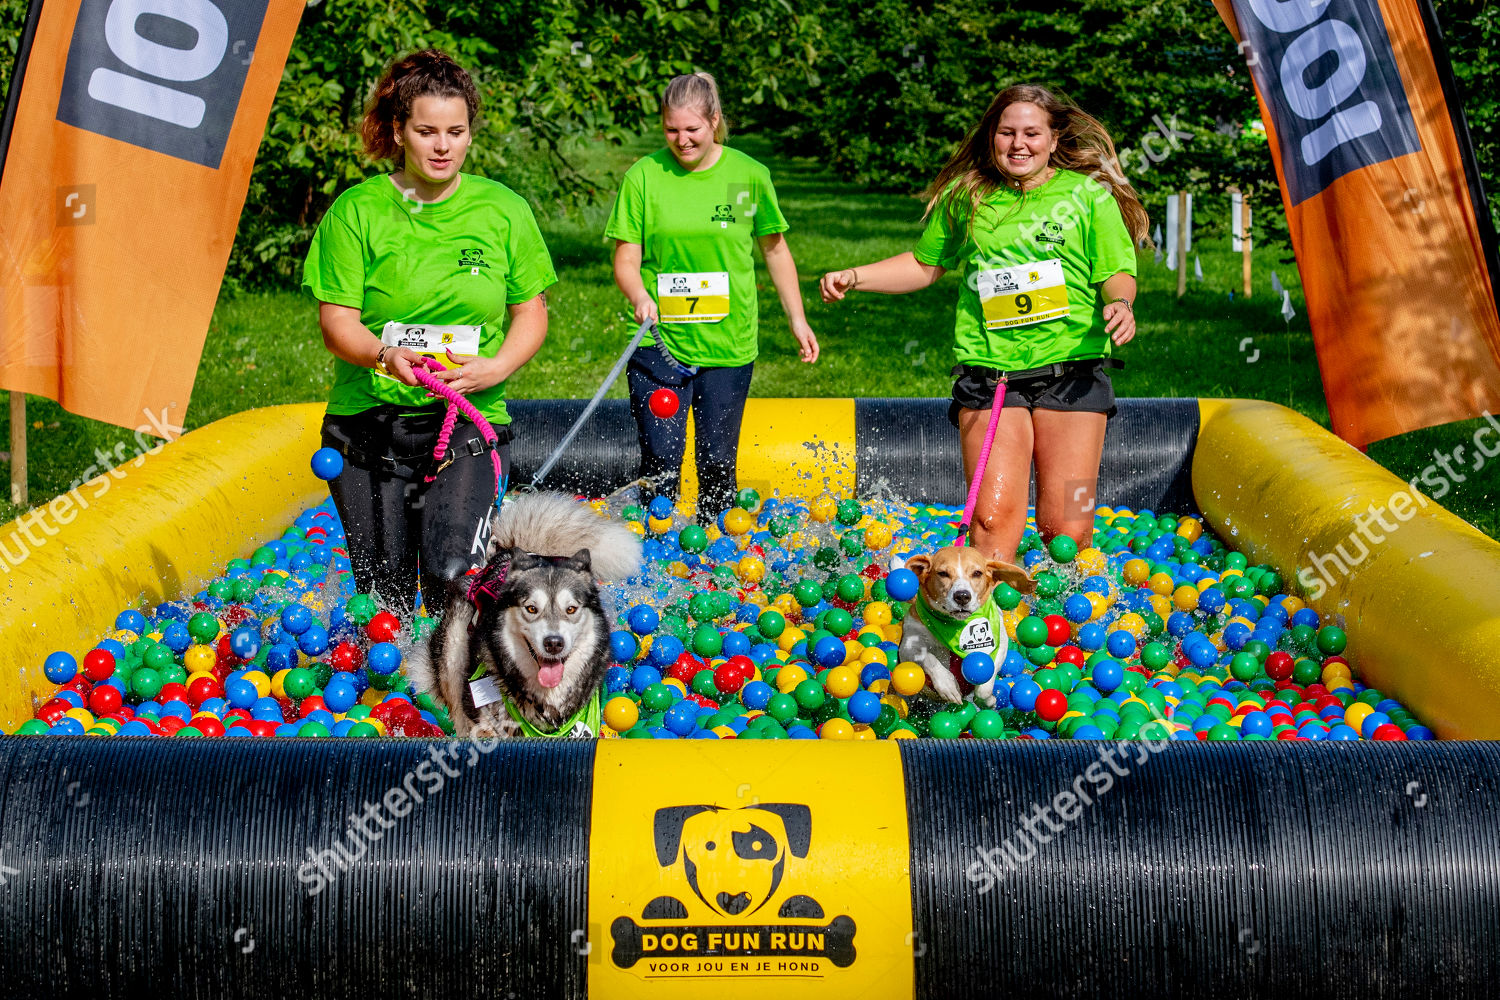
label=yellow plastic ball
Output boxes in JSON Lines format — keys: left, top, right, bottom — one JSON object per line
{"left": 809, "top": 494, "right": 837, "bottom": 522}
{"left": 667, "top": 561, "right": 690, "bottom": 579}
{"left": 1123, "top": 559, "right": 1151, "bottom": 587}
{"left": 824, "top": 666, "right": 860, "bottom": 699}
{"left": 1172, "top": 585, "right": 1200, "bottom": 612}
{"left": 241, "top": 670, "right": 271, "bottom": 699}
{"left": 270, "top": 668, "right": 292, "bottom": 699}
{"left": 184, "top": 644, "right": 216, "bottom": 674}
{"left": 891, "top": 662, "right": 926, "bottom": 697}
{"left": 722, "top": 507, "right": 753, "bottom": 536}
{"left": 1148, "top": 572, "right": 1176, "bottom": 596}
{"left": 1176, "top": 518, "right": 1204, "bottom": 543}
{"left": 1148, "top": 594, "right": 1173, "bottom": 620}
{"left": 1345, "top": 702, "right": 1375, "bottom": 729}
{"left": 65, "top": 707, "right": 95, "bottom": 726}
{"left": 863, "top": 522, "right": 894, "bottom": 550}
{"left": 662, "top": 677, "right": 687, "bottom": 697}
{"left": 737, "top": 555, "right": 766, "bottom": 583}
{"left": 819, "top": 718, "right": 855, "bottom": 740}
{"left": 1075, "top": 547, "right": 1109, "bottom": 577}
{"left": 864, "top": 601, "right": 893, "bottom": 626}
{"left": 777, "top": 627, "right": 806, "bottom": 653}
{"left": 1322, "top": 662, "right": 1353, "bottom": 683}
{"left": 842, "top": 639, "right": 863, "bottom": 663}
{"left": 647, "top": 515, "right": 674, "bottom": 534}
{"left": 626, "top": 520, "right": 646, "bottom": 537}
{"left": 1113, "top": 612, "right": 1147, "bottom": 640}
{"left": 601, "top": 697, "right": 642, "bottom": 729}
{"left": 776, "top": 664, "right": 809, "bottom": 693}
{"left": 852, "top": 724, "right": 879, "bottom": 741}
{"left": 859, "top": 647, "right": 889, "bottom": 667}
{"left": 890, "top": 728, "right": 917, "bottom": 739}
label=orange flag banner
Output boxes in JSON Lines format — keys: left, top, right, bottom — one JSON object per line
{"left": 1215, "top": 0, "right": 1500, "bottom": 447}
{"left": 0, "top": 0, "right": 304, "bottom": 434}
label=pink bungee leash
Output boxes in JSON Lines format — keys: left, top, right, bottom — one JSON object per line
{"left": 409, "top": 356, "right": 504, "bottom": 498}
{"left": 955, "top": 375, "right": 1007, "bottom": 547}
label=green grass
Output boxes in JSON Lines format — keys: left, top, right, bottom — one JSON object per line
{"left": 2, "top": 135, "right": 1497, "bottom": 539}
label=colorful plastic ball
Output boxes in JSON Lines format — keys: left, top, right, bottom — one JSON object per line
{"left": 824, "top": 666, "right": 861, "bottom": 699}
{"left": 664, "top": 701, "right": 700, "bottom": 736}
{"left": 928, "top": 713, "right": 962, "bottom": 739}
{"left": 1033, "top": 688, "right": 1068, "bottom": 722}
{"left": 891, "top": 663, "right": 926, "bottom": 697}
{"left": 793, "top": 679, "right": 826, "bottom": 711}
{"left": 847, "top": 690, "right": 881, "bottom": 725}
{"left": 960, "top": 651, "right": 996, "bottom": 685}
{"left": 604, "top": 696, "right": 640, "bottom": 733}
{"left": 366, "top": 611, "right": 401, "bottom": 642}
{"left": 225, "top": 677, "right": 258, "bottom": 710}
{"left": 82, "top": 648, "right": 115, "bottom": 682}
{"left": 1316, "top": 625, "right": 1348, "bottom": 655}
{"left": 1048, "top": 534, "right": 1078, "bottom": 563}
{"left": 885, "top": 568, "right": 919, "bottom": 603}
{"left": 366, "top": 642, "right": 402, "bottom": 675}
{"left": 812, "top": 636, "right": 846, "bottom": 668}
{"left": 310, "top": 447, "right": 344, "bottom": 481}
{"left": 740, "top": 680, "right": 774, "bottom": 711}
{"left": 279, "top": 603, "right": 313, "bottom": 636}
{"left": 323, "top": 677, "right": 358, "bottom": 714}
{"left": 1091, "top": 658, "right": 1124, "bottom": 693}
{"left": 628, "top": 604, "right": 660, "bottom": 636}
{"left": 648, "top": 388, "right": 680, "bottom": 418}
{"left": 609, "top": 631, "right": 638, "bottom": 663}
{"left": 1105, "top": 630, "right": 1136, "bottom": 659}
{"left": 1014, "top": 616, "right": 1048, "bottom": 648}
{"left": 43, "top": 651, "right": 77, "bottom": 685}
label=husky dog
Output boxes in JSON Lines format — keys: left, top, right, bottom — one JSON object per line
{"left": 407, "top": 492, "right": 642, "bottom": 738}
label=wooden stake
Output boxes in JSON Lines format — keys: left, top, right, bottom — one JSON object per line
{"left": 1176, "top": 191, "right": 1189, "bottom": 299}
{"left": 1242, "top": 193, "right": 1253, "bottom": 298}
{"left": 9, "top": 391, "right": 25, "bottom": 508}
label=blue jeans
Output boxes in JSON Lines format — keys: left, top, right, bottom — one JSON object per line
{"left": 627, "top": 342, "right": 753, "bottom": 522}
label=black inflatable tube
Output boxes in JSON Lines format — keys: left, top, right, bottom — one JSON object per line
{"left": 2, "top": 738, "right": 1497, "bottom": 997}
{"left": 512, "top": 397, "right": 1198, "bottom": 510}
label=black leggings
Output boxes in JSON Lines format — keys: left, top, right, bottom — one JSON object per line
{"left": 626, "top": 342, "right": 753, "bottom": 522}
{"left": 320, "top": 407, "right": 510, "bottom": 614}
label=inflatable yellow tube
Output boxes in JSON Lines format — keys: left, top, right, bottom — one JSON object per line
{"left": 681, "top": 398, "right": 856, "bottom": 506}
{"left": 0, "top": 404, "right": 327, "bottom": 728}
{"left": 1193, "top": 398, "right": 1500, "bottom": 739}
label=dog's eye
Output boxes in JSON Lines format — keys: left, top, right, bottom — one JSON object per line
{"left": 566, "top": 605, "right": 578, "bottom": 616}
{"left": 971, "top": 570, "right": 983, "bottom": 578}
{"left": 936, "top": 570, "right": 950, "bottom": 578}
{"left": 525, "top": 604, "right": 538, "bottom": 615}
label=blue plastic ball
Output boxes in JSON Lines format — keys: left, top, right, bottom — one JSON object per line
{"left": 885, "top": 568, "right": 919, "bottom": 603}
{"left": 310, "top": 447, "right": 344, "bottom": 481}
{"left": 813, "top": 636, "right": 846, "bottom": 668}
{"left": 251, "top": 698, "right": 284, "bottom": 722}
{"left": 160, "top": 621, "right": 191, "bottom": 653}
{"left": 225, "top": 678, "right": 258, "bottom": 710}
{"left": 114, "top": 610, "right": 148, "bottom": 635}
{"left": 739, "top": 681, "right": 773, "bottom": 711}
{"left": 848, "top": 690, "right": 881, "bottom": 725}
{"left": 1105, "top": 630, "right": 1137, "bottom": 659}
{"left": 366, "top": 642, "right": 402, "bottom": 675}
{"left": 1075, "top": 623, "right": 1106, "bottom": 651}
{"left": 280, "top": 603, "right": 313, "bottom": 636}
{"left": 1063, "top": 594, "right": 1093, "bottom": 623}
{"left": 627, "top": 604, "right": 660, "bottom": 636}
{"left": 960, "top": 651, "right": 996, "bottom": 685}
{"left": 229, "top": 626, "right": 260, "bottom": 660}
{"left": 43, "top": 651, "right": 77, "bottom": 685}
{"left": 1010, "top": 677, "right": 1042, "bottom": 713}
{"left": 1091, "top": 658, "right": 1124, "bottom": 693}
{"left": 721, "top": 631, "right": 751, "bottom": 658}
{"left": 665, "top": 701, "right": 700, "bottom": 737}
{"left": 297, "top": 625, "right": 329, "bottom": 657}
{"left": 648, "top": 496, "right": 674, "bottom": 520}
{"left": 647, "top": 635, "right": 683, "bottom": 667}
{"left": 631, "top": 665, "right": 662, "bottom": 694}
{"left": 609, "top": 630, "right": 638, "bottom": 663}
{"left": 323, "top": 677, "right": 358, "bottom": 714}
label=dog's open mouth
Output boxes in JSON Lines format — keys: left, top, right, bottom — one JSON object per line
{"left": 536, "top": 658, "right": 566, "bottom": 688}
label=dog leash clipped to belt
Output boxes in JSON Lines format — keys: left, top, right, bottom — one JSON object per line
{"left": 409, "top": 357, "right": 504, "bottom": 498}
{"left": 955, "top": 374, "right": 1008, "bottom": 547}
{"left": 525, "top": 318, "right": 655, "bottom": 491}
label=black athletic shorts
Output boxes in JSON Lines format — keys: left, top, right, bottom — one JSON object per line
{"left": 948, "top": 359, "right": 1118, "bottom": 427}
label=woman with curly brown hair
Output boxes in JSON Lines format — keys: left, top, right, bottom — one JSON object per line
{"left": 821, "top": 84, "right": 1149, "bottom": 562}
{"left": 303, "top": 50, "right": 555, "bottom": 612}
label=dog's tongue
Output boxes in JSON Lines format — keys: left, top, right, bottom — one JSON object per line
{"left": 537, "top": 661, "right": 565, "bottom": 688}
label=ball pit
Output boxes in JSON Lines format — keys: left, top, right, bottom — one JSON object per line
{"left": 14, "top": 483, "right": 1433, "bottom": 745}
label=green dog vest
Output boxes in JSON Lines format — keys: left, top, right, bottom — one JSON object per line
{"left": 912, "top": 591, "right": 1004, "bottom": 658}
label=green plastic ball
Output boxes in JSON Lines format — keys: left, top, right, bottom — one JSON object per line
{"left": 679, "top": 525, "right": 709, "bottom": 553}
{"left": 1317, "top": 626, "right": 1348, "bottom": 655}
{"left": 792, "top": 579, "right": 822, "bottom": 607}
{"left": 823, "top": 608, "right": 854, "bottom": 636}
{"left": 284, "top": 668, "right": 317, "bottom": 700}
{"left": 1015, "top": 616, "right": 1048, "bottom": 648}
{"left": 757, "top": 610, "right": 786, "bottom": 640}
{"left": 835, "top": 499, "right": 862, "bottom": 526}
{"left": 1047, "top": 535, "right": 1078, "bottom": 563}
{"left": 793, "top": 679, "right": 826, "bottom": 711}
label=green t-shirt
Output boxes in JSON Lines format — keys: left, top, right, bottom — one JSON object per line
{"left": 913, "top": 169, "right": 1137, "bottom": 371}
{"left": 603, "top": 146, "right": 788, "bottom": 367}
{"left": 302, "top": 173, "right": 557, "bottom": 425}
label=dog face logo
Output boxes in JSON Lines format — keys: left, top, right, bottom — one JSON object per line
{"left": 1034, "top": 220, "right": 1066, "bottom": 246}
{"left": 655, "top": 804, "right": 810, "bottom": 917}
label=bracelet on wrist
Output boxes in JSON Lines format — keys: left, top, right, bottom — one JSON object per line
{"left": 375, "top": 345, "right": 391, "bottom": 372}
{"left": 1108, "top": 297, "right": 1133, "bottom": 312}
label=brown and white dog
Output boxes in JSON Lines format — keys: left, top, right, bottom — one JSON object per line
{"left": 898, "top": 546, "right": 1036, "bottom": 706}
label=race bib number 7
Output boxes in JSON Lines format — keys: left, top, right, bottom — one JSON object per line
{"left": 977, "top": 259, "right": 1069, "bottom": 330}
{"left": 657, "top": 271, "right": 730, "bottom": 324}
{"left": 376, "top": 322, "right": 482, "bottom": 381}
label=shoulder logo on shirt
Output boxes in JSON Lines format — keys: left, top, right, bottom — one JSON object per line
{"left": 710, "top": 204, "right": 736, "bottom": 227}
{"left": 458, "top": 247, "right": 491, "bottom": 270}
{"left": 1034, "top": 222, "right": 1066, "bottom": 247}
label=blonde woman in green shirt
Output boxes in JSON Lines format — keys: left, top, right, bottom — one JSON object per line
{"left": 821, "top": 85, "right": 1149, "bottom": 562}
{"left": 606, "top": 72, "right": 819, "bottom": 523}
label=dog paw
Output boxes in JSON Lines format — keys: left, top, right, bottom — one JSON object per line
{"left": 926, "top": 668, "right": 963, "bottom": 704}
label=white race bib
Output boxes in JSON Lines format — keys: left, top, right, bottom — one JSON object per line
{"left": 976, "top": 259, "right": 1069, "bottom": 330}
{"left": 468, "top": 675, "right": 503, "bottom": 709}
{"left": 377, "top": 322, "right": 482, "bottom": 380}
{"left": 656, "top": 271, "right": 730, "bottom": 324}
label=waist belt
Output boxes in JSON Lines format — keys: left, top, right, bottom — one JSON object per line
{"left": 952, "top": 358, "right": 1124, "bottom": 381}
{"left": 326, "top": 423, "right": 512, "bottom": 480}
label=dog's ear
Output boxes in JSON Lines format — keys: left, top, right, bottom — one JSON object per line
{"left": 987, "top": 559, "right": 1036, "bottom": 595}
{"left": 903, "top": 554, "right": 932, "bottom": 580}
{"left": 564, "top": 548, "right": 592, "bottom": 573}
{"left": 653, "top": 805, "right": 715, "bottom": 866}
{"left": 753, "top": 803, "right": 812, "bottom": 859}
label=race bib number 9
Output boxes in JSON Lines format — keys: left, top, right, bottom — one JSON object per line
{"left": 657, "top": 271, "right": 730, "bottom": 324}
{"left": 377, "top": 322, "right": 483, "bottom": 381}
{"left": 977, "top": 259, "right": 1069, "bottom": 330}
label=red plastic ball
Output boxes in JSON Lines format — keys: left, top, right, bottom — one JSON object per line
{"left": 193, "top": 716, "right": 226, "bottom": 738}
{"left": 1034, "top": 688, "right": 1068, "bottom": 722}
{"left": 37, "top": 700, "right": 69, "bottom": 725}
{"left": 1053, "top": 645, "right": 1085, "bottom": 667}
{"left": 329, "top": 642, "right": 362, "bottom": 672}
{"left": 1372, "top": 723, "right": 1406, "bottom": 741}
{"left": 60, "top": 675, "right": 93, "bottom": 696}
{"left": 157, "top": 716, "right": 186, "bottom": 735}
{"left": 298, "top": 696, "right": 328, "bottom": 718}
{"left": 367, "top": 611, "right": 401, "bottom": 642}
{"left": 1265, "top": 651, "right": 1294, "bottom": 681}
{"left": 669, "top": 653, "right": 705, "bottom": 682}
{"left": 713, "top": 663, "right": 748, "bottom": 695}
{"left": 83, "top": 649, "right": 116, "bottom": 682}
{"left": 88, "top": 685, "right": 123, "bottom": 716}
{"left": 648, "top": 388, "right": 680, "bottom": 418}
{"left": 247, "top": 719, "right": 278, "bottom": 738}
{"left": 1043, "top": 615, "right": 1072, "bottom": 648}
{"left": 187, "top": 676, "right": 222, "bottom": 706}
{"left": 158, "top": 682, "right": 190, "bottom": 705}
